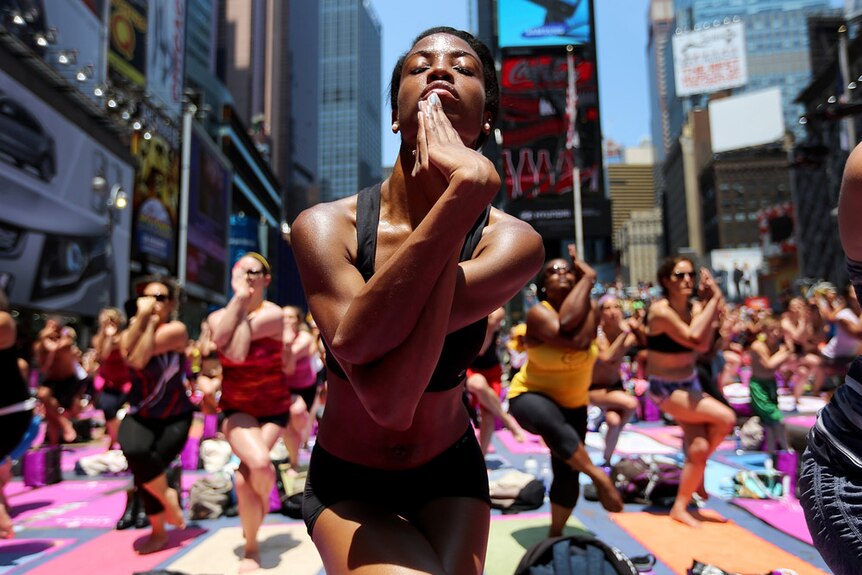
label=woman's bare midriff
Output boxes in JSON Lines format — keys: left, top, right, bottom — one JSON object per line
{"left": 316, "top": 375, "right": 472, "bottom": 469}
{"left": 646, "top": 349, "right": 698, "bottom": 381}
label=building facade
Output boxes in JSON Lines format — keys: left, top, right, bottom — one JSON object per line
{"left": 318, "top": 0, "right": 382, "bottom": 202}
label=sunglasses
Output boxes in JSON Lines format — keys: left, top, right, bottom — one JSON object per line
{"left": 546, "top": 264, "right": 573, "bottom": 276}
{"left": 141, "top": 293, "right": 171, "bottom": 302}
{"left": 244, "top": 268, "right": 265, "bottom": 278}
{"left": 671, "top": 271, "right": 695, "bottom": 281}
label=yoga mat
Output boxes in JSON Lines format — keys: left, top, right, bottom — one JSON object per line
{"left": 784, "top": 414, "right": 817, "bottom": 428}
{"left": 166, "top": 523, "right": 322, "bottom": 574}
{"left": 611, "top": 510, "right": 829, "bottom": 575}
{"left": 778, "top": 395, "right": 825, "bottom": 414}
{"left": 25, "top": 526, "right": 207, "bottom": 575}
{"left": 584, "top": 430, "right": 677, "bottom": 455}
{"left": 21, "top": 490, "right": 127, "bottom": 529}
{"left": 496, "top": 429, "right": 549, "bottom": 454}
{"left": 8, "top": 479, "right": 126, "bottom": 523}
{"left": 731, "top": 496, "right": 813, "bottom": 545}
{"left": 485, "top": 514, "right": 587, "bottom": 575}
{"left": 631, "top": 425, "right": 735, "bottom": 452}
{"left": 0, "top": 538, "right": 74, "bottom": 574}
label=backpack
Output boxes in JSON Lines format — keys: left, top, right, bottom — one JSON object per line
{"left": 610, "top": 455, "right": 681, "bottom": 505}
{"left": 489, "top": 470, "right": 545, "bottom": 514}
{"left": 273, "top": 460, "right": 307, "bottom": 520}
{"left": 514, "top": 534, "right": 639, "bottom": 575}
{"left": 188, "top": 471, "right": 233, "bottom": 520}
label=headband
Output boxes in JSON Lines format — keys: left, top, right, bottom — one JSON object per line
{"left": 244, "top": 251, "right": 271, "bottom": 275}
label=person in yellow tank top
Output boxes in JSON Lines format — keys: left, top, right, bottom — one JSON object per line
{"left": 508, "top": 247, "right": 623, "bottom": 537}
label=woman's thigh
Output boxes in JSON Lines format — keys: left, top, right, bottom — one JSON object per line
{"left": 312, "top": 497, "right": 488, "bottom": 575}
{"left": 662, "top": 390, "right": 734, "bottom": 427}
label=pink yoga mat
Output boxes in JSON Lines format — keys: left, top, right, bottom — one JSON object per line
{"left": 784, "top": 415, "right": 817, "bottom": 428}
{"left": 8, "top": 479, "right": 126, "bottom": 524}
{"left": 0, "top": 538, "right": 74, "bottom": 575}
{"left": 632, "top": 425, "right": 735, "bottom": 452}
{"left": 25, "top": 527, "right": 207, "bottom": 575}
{"left": 731, "top": 496, "right": 813, "bottom": 545}
{"left": 496, "top": 429, "right": 549, "bottom": 454}
{"left": 21, "top": 491, "right": 127, "bottom": 530}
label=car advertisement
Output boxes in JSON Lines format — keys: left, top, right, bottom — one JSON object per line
{"left": 0, "top": 69, "right": 133, "bottom": 316}
{"left": 497, "top": 0, "right": 592, "bottom": 49}
{"left": 186, "top": 128, "right": 230, "bottom": 298}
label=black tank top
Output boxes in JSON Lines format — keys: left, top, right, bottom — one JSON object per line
{"left": 324, "top": 183, "right": 490, "bottom": 392}
{"left": 470, "top": 331, "right": 500, "bottom": 370}
{"left": 0, "top": 346, "right": 30, "bottom": 409}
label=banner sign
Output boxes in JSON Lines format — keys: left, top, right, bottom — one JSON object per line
{"left": 672, "top": 22, "right": 747, "bottom": 97}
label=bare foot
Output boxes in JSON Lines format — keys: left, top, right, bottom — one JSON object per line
{"left": 0, "top": 503, "right": 13, "bottom": 539}
{"left": 670, "top": 507, "right": 702, "bottom": 528}
{"left": 135, "top": 531, "right": 170, "bottom": 554}
{"left": 239, "top": 548, "right": 261, "bottom": 574}
{"left": 164, "top": 487, "right": 186, "bottom": 528}
{"left": 60, "top": 418, "right": 77, "bottom": 443}
{"left": 696, "top": 483, "right": 709, "bottom": 501}
{"left": 593, "top": 476, "right": 624, "bottom": 513}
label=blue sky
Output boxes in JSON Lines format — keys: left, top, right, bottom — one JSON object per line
{"left": 368, "top": 0, "right": 653, "bottom": 164}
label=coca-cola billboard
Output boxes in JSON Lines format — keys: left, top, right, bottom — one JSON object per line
{"left": 499, "top": 54, "right": 601, "bottom": 202}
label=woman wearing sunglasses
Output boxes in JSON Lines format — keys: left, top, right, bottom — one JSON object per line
{"left": 507, "top": 248, "right": 624, "bottom": 537}
{"left": 119, "top": 276, "right": 193, "bottom": 553}
{"left": 207, "top": 252, "right": 291, "bottom": 573}
{"left": 646, "top": 256, "right": 735, "bottom": 527}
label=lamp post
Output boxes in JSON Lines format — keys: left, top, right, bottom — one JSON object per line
{"left": 102, "top": 180, "right": 128, "bottom": 307}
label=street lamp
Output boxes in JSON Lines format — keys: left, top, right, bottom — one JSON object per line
{"left": 103, "top": 182, "right": 128, "bottom": 306}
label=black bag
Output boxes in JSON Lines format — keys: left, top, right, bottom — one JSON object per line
{"left": 514, "top": 534, "right": 639, "bottom": 575}
{"left": 610, "top": 455, "right": 681, "bottom": 505}
{"left": 489, "top": 470, "right": 545, "bottom": 514}
{"left": 273, "top": 459, "right": 306, "bottom": 519}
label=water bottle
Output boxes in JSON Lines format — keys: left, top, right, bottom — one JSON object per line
{"left": 524, "top": 456, "right": 538, "bottom": 477}
{"left": 540, "top": 461, "right": 552, "bottom": 491}
{"left": 733, "top": 426, "right": 744, "bottom": 455}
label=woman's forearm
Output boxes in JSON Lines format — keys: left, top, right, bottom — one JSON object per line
{"left": 332, "top": 177, "right": 494, "bottom": 365}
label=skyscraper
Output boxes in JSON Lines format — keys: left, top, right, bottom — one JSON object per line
{"left": 319, "top": 0, "right": 382, "bottom": 202}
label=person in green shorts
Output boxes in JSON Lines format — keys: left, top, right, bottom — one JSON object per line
{"left": 745, "top": 317, "right": 795, "bottom": 452}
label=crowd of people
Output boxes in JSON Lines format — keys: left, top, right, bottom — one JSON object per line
{"left": 2, "top": 26, "right": 862, "bottom": 575}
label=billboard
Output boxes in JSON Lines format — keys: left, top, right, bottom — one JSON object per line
{"left": 498, "top": 0, "right": 591, "bottom": 49}
{"left": 146, "top": 0, "right": 184, "bottom": 120}
{"left": 0, "top": 69, "right": 133, "bottom": 316}
{"left": 672, "top": 22, "right": 747, "bottom": 97}
{"left": 130, "top": 131, "right": 179, "bottom": 273}
{"left": 186, "top": 128, "right": 230, "bottom": 297}
{"left": 500, "top": 53, "right": 602, "bottom": 238}
{"left": 709, "top": 87, "right": 784, "bottom": 153}
{"left": 709, "top": 247, "right": 763, "bottom": 303}
{"left": 108, "top": 0, "right": 147, "bottom": 86}
{"left": 43, "top": 0, "right": 108, "bottom": 104}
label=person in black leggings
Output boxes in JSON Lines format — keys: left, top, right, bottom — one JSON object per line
{"left": 119, "top": 277, "right": 194, "bottom": 554}
{"left": 0, "top": 289, "right": 35, "bottom": 538}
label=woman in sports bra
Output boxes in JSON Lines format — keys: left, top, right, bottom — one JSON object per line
{"left": 207, "top": 253, "right": 290, "bottom": 573}
{"left": 290, "top": 27, "right": 543, "bottom": 574}
{"left": 507, "top": 249, "right": 624, "bottom": 537}
{"left": 645, "top": 256, "right": 736, "bottom": 527}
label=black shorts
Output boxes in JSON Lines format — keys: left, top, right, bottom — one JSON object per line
{"left": 292, "top": 385, "right": 318, "bottom": 412}
{"left": 97, "top": 388, "right": 128, "bottom": 421}
{"left": 222, "top": 410, "right": 290, "bottom": 428}
{"left": 43, "top": 375, "right": 88, "bottom": 410}
{"left": 302, "top": 427, "right": 490, "bottom": 536}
